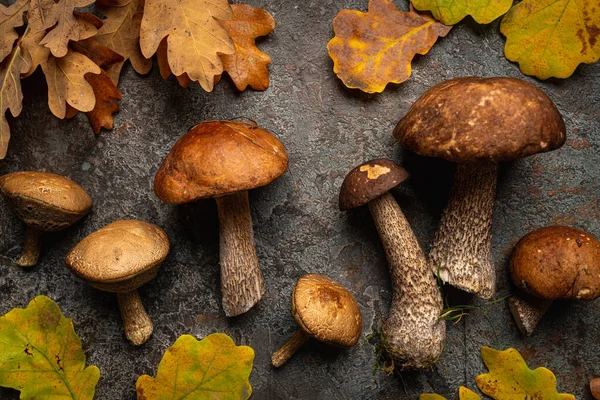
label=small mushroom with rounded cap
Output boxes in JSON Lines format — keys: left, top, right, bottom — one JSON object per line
{"left": 154, "top": 119, "right": 288, "bottom": 317}
{"left": 591, "top": 378, "right": 600, "bottom": 400}
{"left": 339, "top": 159, "right": 445, "bottom": 369}
{"left": 0, "top": 171, "right": 92, "bottom": 267}
{"left": 394, "top": 77, "right": 566, "bottom": 299}
{"left": 508, "top": 226, "right": 600, "bottom": 336}
{"left": 65, "top": 220, "right": 169, "bottom": 345}
{"left": 271, "top": 273, "right": 362, "bottom": 367}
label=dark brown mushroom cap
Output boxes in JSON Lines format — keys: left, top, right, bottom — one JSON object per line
{"left": 65, "top": 220, "right": 170, "bottom": 293}
{"left": 339, "top": 159, "right": 409, "bottom": 211}
{"left": 291, "top": 274, "right": 362, "bottom": 347}
{"left": 0, "top": 171, "right": 93, "bottom": 231}
{"left": 510, "top": 226, "right": 600, "bottom": 301}
{"left": 154, "top": 120, "right": 288, "bottom": 204}
{"left": 393, "top": 77, "right": 566, "bottom": 163}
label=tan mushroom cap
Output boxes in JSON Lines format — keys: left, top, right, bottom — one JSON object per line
{"left": 66, "top": 220, "right": 170, "bottom": 293}
{"left": 394, "top": 77, "right": 566, "bottom": 163}
{"left": 510, "top": 226, "right": 600, "bottom": 301}
{"left": 292, "top": 274, "right": 362, "bottom": 347}
{"left": 154, "top": 120, "right": 288, "bottom": 204}
{"left": 0, "top": 171, "right": 93, "bottom": 231}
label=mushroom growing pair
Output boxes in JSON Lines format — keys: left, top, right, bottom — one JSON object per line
{"left": 154, "top": 119, "right": 288, "bottom": 316}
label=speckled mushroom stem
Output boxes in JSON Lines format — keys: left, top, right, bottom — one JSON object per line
{"left": 215, "top": 190, "right": 266, "bottom": 317}
{"left": 17, "top": 226, "right": 42, "bottom": 267}
{"left": 508, "top": 294, "right": 552, "bottom": 336}
{"left": 367, "top": 192, "right": 446, "bottom": 368}
{"left": 271, "top": 330, "right": 310, "bottom": 367}
{"left": 117, "top": 290, "right": 153, "bottom": 346}
{"left": 429, "top": 162, "right": 498, "bottom": 300}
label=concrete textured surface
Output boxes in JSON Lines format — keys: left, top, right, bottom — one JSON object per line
{"left": 0, "top": 0, "right": 599, "bottom": 398}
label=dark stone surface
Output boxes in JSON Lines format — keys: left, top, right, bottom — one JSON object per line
{"left": 0, "top": 0, "right": 599, "bottom": 398}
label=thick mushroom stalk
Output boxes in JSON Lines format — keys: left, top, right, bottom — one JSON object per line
{"left": 215, "top": 191, "right": 265, "bottom": 317}
{"left": 271, "top": 330, "right": 309, "bottom": 367}
{"left": 429, "top": 163, "right": 497, "bottom": 299}
{"left": 17, "top": 226, "right": 42, "bottom": 267}
{"left": 368, "top": 192, "right": 445, "bottom": 368}
{"left": 117, "top": 290, "right": 153, "bottom": 346}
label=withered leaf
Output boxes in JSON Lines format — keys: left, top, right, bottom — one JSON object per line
{"left": 327, "top": 0, "right": 452, "bottom": 93}
{"left": 156, "top": 38, "right": 192, "bottom": 88}
{"left": 96, "top": 0, "right": 152, "bottom": 84}
{"left": 410, "top": 0, "right": 513, "bottom": 25}
{"left": 219, "top": 4, "right": 275, "bottom": 91}
{"left": 0, "top": 45, "right": 28, "bottom": 159}
{"left": 140, "top": 0, "right": 235, "bottom": 92}
{"left": 0, "top": 0, "right": 28, "bottom": 62}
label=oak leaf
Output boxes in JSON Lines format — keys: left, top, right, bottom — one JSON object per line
{"left": 156, "top": 38, "right": 192, "bottom": 88}
{"left": 420, "top": 395, "right": 447, "bottom": 400}
{"left": 0, "top": 0, "right": 28, "bottom": 62}
{"left": 410, "top": 0, "right": 513, "bottom": 25}
{"left": 501, "top": 0, "right": 600, "bottom": 79}
{"left": 219, "top": 4, "right": 275, "bottom": 91}
{"left": 327, "top": 0, "right": 451, "bottom": 93}
{"left": 0, "top": 45, "right": 28, "bottom": 159}
{"left": 475, "top": 347, "right": 575, "bottom": 400}
{"left": 420, "top": 387, "right": 481, "bottom": 400}
{"left": 139, "top": 0, "right": 235, "bottom": 92}
{"left": 136, "top": 333, "right": 254, "bottom": 400}
{"left": 95, "top": 0, "right": 152, "bottom": 84}
{"left": 0, "top": 295, "right": 100, "bottom": 398}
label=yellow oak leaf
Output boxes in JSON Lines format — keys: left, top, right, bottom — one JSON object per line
{"left": 0, "top": 0, "right": 28, "bottom": 62}
{"left": 219, "top": 4, "right": 276, "bottom": 91}
{"left": 95, "top": 0, "right": 152, "bottom": 84}
{"left": 0, "top": 296, "right": 100, "bottom": 398}
{"left": 420, "top": 395, "right": 447, "bottom": 400}
{"left": 475, "top": 347, "right": 575, "bottom": 400}
{"left": 139, "top": 0, "right": 235, "bottom": 92}
{"left": 156, "top": 38, "right": 192, "bottom": 88}
{"left": 0, "top": 45, "right": 28, "bottom": 159}
{"left": 410, "top": 0, "right": 513, "bottom": 25}
{"left": 327, "top": 0, "right": 452, "bottom": 93}
{"left": 41, "top": 49, "right": 101, "bottom": 119}
{"left": 501, "top": 0, "right": 600, "bottom": 79}
{"left": 136, "top": 333, "right": 254, "bottom": 400}
{"left": 459, "top": 386, "right": 482, "bottom": 400}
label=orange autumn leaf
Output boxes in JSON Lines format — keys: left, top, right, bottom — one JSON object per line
{"left": 327, "top": 0, "right": 451, "bottom": 93}
{"left": 0, "top": 45, "right": 28, "bottom": 159}
{"left": 219, "top": 4, "right": 275, "bottom": 91}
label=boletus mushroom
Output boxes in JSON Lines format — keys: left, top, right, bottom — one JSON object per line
{"left": 271, "top": 273, "right": 362, "bottom": 367}
{"left": 154, "top": 119, "right": 288, "bottom": 317}
{"left": 591, "top": 378, "right": 600, "bottom": 400}
{"left": 339, "top": 159, "right": 445, "bottom": 368}
{"left": 65, "top": 220, "right": 169, "bottom": 345}
{"left": 394, "top": 77, "right": 566, "bottom": 299}
{"left": 508, "top": 226, "right": 600, "bottom": 336}
{"left": 0, "top": 171, "right": 92, "bottom": 267}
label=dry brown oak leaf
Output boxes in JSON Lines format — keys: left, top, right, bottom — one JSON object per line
{"left": 95, "top": 0, "right": 152, "bottom": 84}
{"left": 156, "top": 38, "right": 192, "bottom": 88}
{"left": 0, "top": 46, "right": 29, "bottom": 159}
{"left": 0, "top": 0, "right": 28, "bottom": 62}
{"left": 218, "top": 4, "right": 275, "bottom": 91}
{"left": 140, "top": 0, "right": 235, "bottom": 92}
{"left": 328, "top": 0, "right": 452, "bottom": 93}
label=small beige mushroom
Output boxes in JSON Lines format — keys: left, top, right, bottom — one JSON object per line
{"left": 65, "top": 220, "right": 169, "bottom": 345}
{"left": 0, "top": 171, "right": 93, "bottom": 267}
{"left": 271, "top": 274, "right": 362, "bottom": 367}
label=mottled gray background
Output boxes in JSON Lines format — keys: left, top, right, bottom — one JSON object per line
{"left": 1, "top": 0, "right": 599, "bottom": 398}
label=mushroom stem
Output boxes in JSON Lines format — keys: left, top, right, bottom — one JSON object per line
{"left": 508, "top": 294, "right": 552, "bottom": 336}
{"left": 429, "top": 162, "right": 498, "bottom": 299}
{"left": 368, "top": 192, "right": 446, "bottom": 368}
{"left": 215, "top": 190, "right": 265, "bottom": 317}
{"left": 17, "top": 226, "right": 42, "bottom": 267}
{"left": 117, "top": 290, "right": 153, "bottom": 345}
{"left": 271, "top": 330, "right": 310, "bottom": 368}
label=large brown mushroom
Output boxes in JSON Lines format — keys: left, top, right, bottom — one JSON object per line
{"left": 271, "top": 273, "right": 362, "bottom": 367}
{"left": 508, "top": 226, "right": 600, "bottom": 336}
{"left": 65, "top": 220, "right": 169, "bottom": 345}
{"left": 154, "top": 119, "right": 288, "bottom": 317}
{"left": 0, "top": 171, "right": 93, "bottom": 267}
{"left": 394, "top": 77, "right": 566, "bottom": 299}
{"left": 339, "top": 159, "right": 445, "bottom": 369}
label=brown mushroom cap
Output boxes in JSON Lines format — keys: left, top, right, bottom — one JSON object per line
{"left": 393, "top": 77, "right": 566, "bottom": 163}
{"left": 339, "top": 159, "right": 409, "bottom": 211}
{"left": 66, "top": 220, "right": 170, "bottom": 293}
{"left": 291, "top": 274, "right": 362, "bottom": 347}
{"left": 0, "top": 171, "right": 93, "bottom": 231}
{"left": 154, "top": 120, "right": 288, "bottom": 204}
{"left": 510, "top": 226, "right": 600, "bottom": 301}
